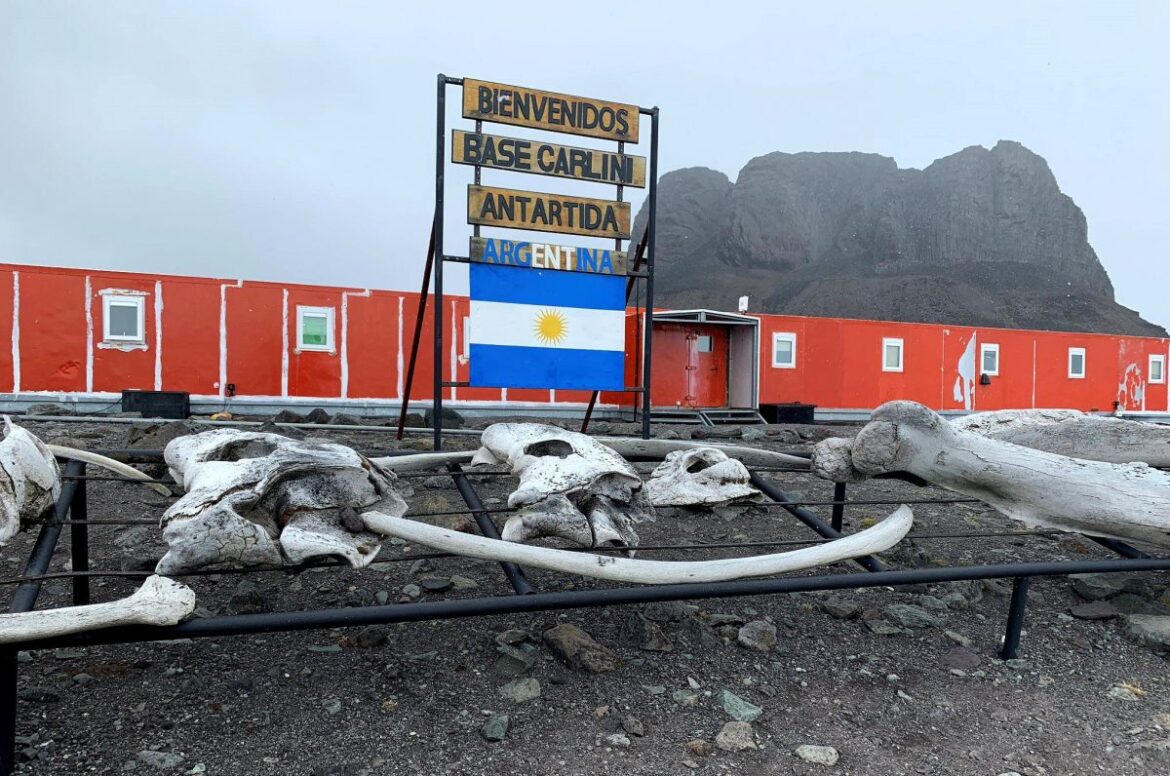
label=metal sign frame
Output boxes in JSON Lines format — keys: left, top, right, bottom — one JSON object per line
{"left": 405, "top": 74, "right": 659, "bottom": 450}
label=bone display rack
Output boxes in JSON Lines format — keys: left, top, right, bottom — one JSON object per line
{"left": 3, "top": 448, "right": 1170, "bottom": 775}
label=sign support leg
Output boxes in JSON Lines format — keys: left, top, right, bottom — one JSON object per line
{"left": 395, "top": 215, "right": 437, "bottom": 440}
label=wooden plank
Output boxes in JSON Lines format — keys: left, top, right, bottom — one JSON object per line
{"left": 462, "top": 78, "right": 639, "bottom": 143}
{"left": 453, "top": 130, "right": 646, "bottom": 188}
{"left": 470, "top": 236, "right": 628, "bottom": 275}
{"left": 467, "top": 185, "right": 631, "bottom": 239}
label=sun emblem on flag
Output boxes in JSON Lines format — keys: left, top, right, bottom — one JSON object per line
{"left": 533, "top": 308, "right": 568, "bottom": 345}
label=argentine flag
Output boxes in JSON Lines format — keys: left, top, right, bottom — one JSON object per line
{"left": 469, "top": 263, "right": 625, "bottom": 390}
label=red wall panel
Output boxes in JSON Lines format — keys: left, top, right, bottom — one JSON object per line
{"left": 225, "top": 284, "right": 284, "bottom": 397}
{"left": 159, "top": 278, "right": 222, "bottom": 395}
{"left": 89, "top": 274, "right": 157, "bottom": 393}
{"left": 0, "top": 270, "right": 15, "bottom": 393}
{"left": 18, "top": 269, "right": 87, "bottom": 392}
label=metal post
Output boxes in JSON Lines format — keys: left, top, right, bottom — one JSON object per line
{"left": 0, "top": 648, "right": 16, "bottom": 776}
{"left": 396, "top": 217, "right": 437, "bottom": 440}
{"left": 446, "top": 463, "right": 534, "bottom": 595}
{"left": 1000, "top": 576, "right": 1031, "bottom": 660}
{"left": 70, "top": 476, "right": 89, "bottom": 606}
{"left": 830, "top": 481, "right": 847, "bottom": 533}
{"left": 639, "top": 107, "right": 659, "bottom": 440}
{"left": 432, "top": 73, "right": 447, "bottom": 451}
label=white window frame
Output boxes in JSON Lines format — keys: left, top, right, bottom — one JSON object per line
{"left": 1150, "top": 354, "right": 1166, "bottom": 385}
{"left": 882, "top": 337, "right": 904, "bottom": 373}
{"left": 771, "top": 332, "right": 797, "bottom": 369}
{"left": 980, "top": 342, "right": 1000, "bottom": 376}
{"left": 1068, "top": 347, "right": 1086, "bottom": 379}
{"left": 102, "top": 293, "right": 146, "bottom": 344}
{"left": 296, "top": 305, "right": 336, "bottom": 353}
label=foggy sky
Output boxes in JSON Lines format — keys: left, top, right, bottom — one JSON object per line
{"left": 1, "top": 1, "right": 1166, "bottom": 329}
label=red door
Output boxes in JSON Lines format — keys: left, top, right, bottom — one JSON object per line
{"left": 651, "top": 323, "right": 729, "bottom": 408}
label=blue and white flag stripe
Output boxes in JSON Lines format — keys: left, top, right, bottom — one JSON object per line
{"left": 468, "top": 264, "right": 627, "bottom": 391}
{"left": 469, "top": 300, "right": 624, "bottom": 351}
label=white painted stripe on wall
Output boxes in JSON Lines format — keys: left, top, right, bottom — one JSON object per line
{"left": 10, "top": 272, "right": 19, "bottom": 394}
{"left": 84, "top": 276, "right": 93, "bottom": 392}
{"left": 396, "top": 296, "right": 404, "bottom": 398}
{"left": 450, "top": 300, "right": 458, "bottom": 401}
{"left": 153, "top": 281, "right": 163, "bottom": 390}
{"left": 468, "top": 300, "right": 625, "bottom": 351}
{"left": 281, "top": 289, "right": 289, "bottom": 397}
{"left": 219, "top": 280, "right": 244, "bottom": 398}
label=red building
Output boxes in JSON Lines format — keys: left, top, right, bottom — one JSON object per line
{"left": 2, "top": 262, "right": 1166, "bottom": 418}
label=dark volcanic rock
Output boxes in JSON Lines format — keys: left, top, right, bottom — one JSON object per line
{"left": 634, "top": 142, "right": 1162, "bottom": 335}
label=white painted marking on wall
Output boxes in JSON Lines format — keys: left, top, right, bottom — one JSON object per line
{"left": 218, "top": 280, "right": 244, "bottom": 398}
{"left": 450, "top": 300, "right": 458, "bottom": 401}
{"left": 153, "top": 281, "right": 163, "bottom": 390}
{"left": 10, "top": 272, "right": 19, "bottom": 393}
{"left": 1031, "top": 340, "right": 1037, "bottom": 408}
{"left": 280, "top": 290, "right": 289, "bottom": 397}
{"left": 396, "top": 296, "right": 404, "bottom": 398}
{"left": 84, "top": 276, "right": 93, "bottom": 392}
{"left": 952, "top": 333, "right": 976, "bottom": 411}
{"left": 502, "top": 388, "right": 508, "bottom": 401}
{"left": 340, "top": 289, "right": 371, "bottom": 399}
{"left": 550, "top": 389, "right": 556, "bottom": 402}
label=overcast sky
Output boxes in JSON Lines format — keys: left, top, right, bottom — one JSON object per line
{"left": 1, "top": 1, "right": 1166, "bottom": 328}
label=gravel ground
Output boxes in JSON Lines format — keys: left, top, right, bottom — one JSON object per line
{"left": 4, "top": 416, "right": 1170, "bottom": 776}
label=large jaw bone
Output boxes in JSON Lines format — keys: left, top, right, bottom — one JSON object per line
{"left": 953, "top": 409, "right": 1170, "bottom": 467}
{"left": 839, "top": 400, "right": 1170, "bottom": 548}
{"left": 0, "top": 417, "right": 61, "bottom": 544}
{"left": 0, "top": 575, "right": 195, "bottom": 644}
{"left": 158, "top": 430, "right": 406, "bottom": 572}
{"left": 643, "top": 448, "right": 762, "bottom": 507}
{"left": 477, "top": 423, "right": 652, "bottom": 549}
{"left": 363, "top": 506, "right": 912, "bottom": 584}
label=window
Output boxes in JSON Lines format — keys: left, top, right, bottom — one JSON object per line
{"left": 772, "top": 332, "right": 797, "bottom": 368}
{"left": 102, "top": 294, "right": 145, "bottom": 343}
{"left": 1068, "top": 347, "right": 1086, "bottom": 379}
{"left": 297, "top": 306, "right": 335, "bottom": 352}
{"left": 980, "top": 343, "right": 1000, "bottom": 376}
{"left": 696, "top": 335, "right": 713, "bottom": 353}
{"left": 1151, "top": 354, "right": 1166, "bottom": 384}
{"left": 882, "top": 338, "right": 904, "bottom": 372}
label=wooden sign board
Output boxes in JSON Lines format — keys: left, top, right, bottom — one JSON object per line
{"left": 453, "top": 130, "right": 646, "bottom": 188}
{"left": 470, "top": 236, "right": 628, "bottom": 275}
{"left": 462, "top": 78, "right": 639, "bottom": 143}
{"left": 467, "top": 185, "right": 631, "bottom": 239}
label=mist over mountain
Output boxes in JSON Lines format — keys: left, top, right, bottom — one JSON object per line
{"left": 633, "top": 141, "right": 1163, "bottom": 336}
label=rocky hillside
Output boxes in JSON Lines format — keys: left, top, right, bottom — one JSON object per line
{"left": 632, "top": 141, "right": 1163, "bottom": 336}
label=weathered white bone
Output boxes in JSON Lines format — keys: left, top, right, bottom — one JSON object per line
{"left": 368, "top": 451, "right": 476, "bottom": 472}
{"left": 47, "top": 446, "right": 173, "bottom": 496}
{"left": 809, "top": 436, "right": 868, "bottom": 483}
{"left": 0, "top": 417, "right": 61, "bottom": 544}
{"left": 0, "top": 575, "right": 195, "bottom": 644}
{"left": 643, "top": 448, "right": 762, "bottom": 507}
{"left": 362, "top": 505, "right": 912, "bottom": 584}
{"left": 475, "top": 423, "right": 652, "bottom": 549}
{"left": 600, "top": 438, "right": 811, "bottom": 469}
{"left": 952, "top": 409, "right": 1170, "bottom": 467}
{"left": 836, "top": 400, "right": 1170, "bottom": 548}
{"left": 157, "top": 429, "right": 406, "bottom": 573}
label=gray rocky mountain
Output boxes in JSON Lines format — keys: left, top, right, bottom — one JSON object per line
{"left": 632, "top": 141, "right": 1162, "bottom": 336}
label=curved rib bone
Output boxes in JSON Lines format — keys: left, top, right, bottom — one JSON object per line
{"left": 48, "top": 446, "right": 173, "bottom": 496}
{"left": 362, "top": 506, "right": 912, "bottom": 584}
{"left": 0, "top": 575, "right": 195, "bottom": 644}
{"left": 841, "top": 400, "right": 1170, "bottom": 548}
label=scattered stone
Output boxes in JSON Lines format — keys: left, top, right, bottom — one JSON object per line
{"left": 1069, "top": 601, "right": 1119, "bottom": 620}
{"left": 543, "top": 624, "right": 620, "bottom": 673}
{"left": 916, "top": 594, "right": 949, "bottom": 611}
{"left": 1108, "top": 683, "right": 1144, "bottom": 701}
{"left": 795, "top": 745, "right": 840, "bottom": 766}
{"left": 942, "top": 647, "right": 981, "bottom": 671}
{"left": 227, "top": 580, "right": 268, "bottom": 614}
{"left": 1125, "top": 615, "right": 1170, "bottom": 652}
{"left": 424, "top": 407, "right": 465, "bottom": 429}
{"left": 329, "top": 413, "right": 361, "bottom": 426}
{"left": 494, "top": 643, "right": 537, "bottom": 676}
{"left": 741, "top": 426, "right": 767, "bottom": 441}
{"left": 137, "top": 751, "right": 184, "bottom": 770}
{"left": 495, "top": 629, "right": 529, "bottom": 646}
{"left": 619, "top": 613, "right": 673, "bottom": 652}
{"left": 621, "top": 715, "right": 645, "bottom": 737}
{"left": 420, "top": 576, "right": 452, "bottom": 593}
{"left": 401, "top": 584, "right": 421, "bottom": 599}
{"left": 480, "top": 714, "right": 510, "bottom": 742}
{"left": 308, "top": 644, "right": 342, "bottom": 654}
{"left": 321, "top": 697, "right": 343, "bottom": 715}
{"left": 714, "top": 721, "right": 757, "bottom": 752}
{"left": 718, "top": 689, "right": 762, "bottom": 722}
{"left": 686, "top": 739, "right": 714, "bottom": 757}
{"left": 421, "top": 476, "right": 449, "bottom": 489}
{"left": 409, "top": 558, "right": 436, "bottom": 575}
{"left": 820, "top": 596, "right": 861, "bottom": 619}
{"left": 17, "top": 687, "right": 59, "bottom": 703}
{"left": 737, "top": 620, "right": 777, "bottom": 652}
{"left": 884, "top": 604, "right": 945, "bottom": 629}
{"left": 672, "top": 689, "right": 700, "bottom": 706}
{"left": 944, "top": 630, "right": 973, "bottom": 647}
{"left": 450, "top": 575, "right": 479, "bottom": 590}
{"left": 1071, "top": 573, "right": 1149, "bottom": 601}
{"left": 642, "top": 601, "right": 696, "bottom": 623}
{"left": 498, "top": 677, "right": 541, "bottom": 703}
{"left": 604, "top": 733, "right": 631, "bottom": 748}
{"left": 864, "top": 619, "right": 903, "bottom": 636}
{"left": 352, "top": 627, "right": 388, "bottom": 649}
{"left": 304, "top": 408, "right": 331, "bottom": 424}
{"left": 1110, "top": 593, "right": 1170, "bottom": 616}
{"left": 273, "top": 409, "right": 305, "bottom": 423}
